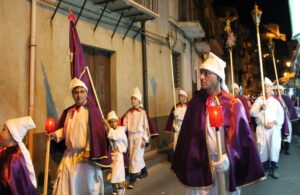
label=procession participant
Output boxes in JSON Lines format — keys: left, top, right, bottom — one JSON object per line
{"left": 250, "top": 77, "right": 284, "bottom": 179}
{"left": 103, "top": 111, "right": 127, "bottom": 195}
{"left": 49, "top": 78, "right": 108, "bottom": 195}
{"left": 165, "top": 89, "right": 188, "bottom": 151}
{"left": 122, "top": 87, "right": 158, "bottom": 189}
{"left": 0, "top": 116, "right": 38, "bottom": 195}
{"left": 232, "top": 83, "right": 251, "bottom": 121}
{"left": 172, "top": 52, "right": 265, "bottom": 195}
{"left": 273, "top": 85, "right": 298, "bottom": 154}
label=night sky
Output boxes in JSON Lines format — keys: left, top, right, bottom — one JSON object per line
{"left": 213, "top": 0, "right": 293, "bottom": 79}
{"left": 213, "top": 0, "right": 291, "bottom": 39}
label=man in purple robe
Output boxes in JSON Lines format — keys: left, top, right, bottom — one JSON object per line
{"left": 165, "top": 89, "right": 188, "bottom": 151}
{"left": 273, "top": 85, "right": 299, "bottom": 154}
{"left": 172, "top": 52, "right": 265, "bottom": 194}
{"left": 49, "top": 78, "right": 111, "bottom": 195}
{"left": 0, "top": 116, "right": 38, "bottom": 195}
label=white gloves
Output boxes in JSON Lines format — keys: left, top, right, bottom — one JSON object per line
{"left": 212, "top": 154, "right": 229, "bottom": 172}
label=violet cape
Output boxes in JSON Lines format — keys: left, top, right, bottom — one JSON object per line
{"left": 281, "top": 95, "right": 298, "bottom": 121}
{"left": 236, "top": 95, "right": 251, "bottom": 121}
{"left": 165, "top": 103, "right": 188, "bottom": 132}
{"left": 273, "top": 96, "right": 290, "bottom": 136}
{"left": 171, "top": 89, "right": 265, "bottom": 192}
{"left": 0, "top": 146, "right": 38, "bottom": 195}
{"left": 51, "top": 102, "right": 112, "bottom": 168}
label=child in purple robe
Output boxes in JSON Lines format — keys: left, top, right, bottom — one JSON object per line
{"left": 0, "top": 116, "right": 38, "bottom": 195}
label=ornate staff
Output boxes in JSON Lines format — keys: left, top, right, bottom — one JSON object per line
{"left": 166, "top": 33, "right": 177, "bottom": 111}
{"left": 252, "top": 4, "right": 266, "bottom": 104}
{"left": 263, "top": 23, "right": 286, "bottom": 99}
{"left": 220, "top": 14, "right": 237, "bottom": 95}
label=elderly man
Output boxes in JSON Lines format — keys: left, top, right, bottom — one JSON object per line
{"left": 49, "top": 78, "right": 108, "bottom": 195}
{"left": 0, "top": 116, "right": 38, "bottom": 195}
{"left": 250, "top": 78, "right": 284, "bottom": 179}
{"left": 165, "top": 89, "right": 188, "bottom": 151}
{"left": 273, "top": 85, "right": 298, "bottom": 154}
{"left": 172, "top": 52, "right": 265, "bottom": 195}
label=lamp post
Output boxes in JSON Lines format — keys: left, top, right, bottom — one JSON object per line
{"left": 252, "top": 4, "right": 266, "bottom": 104}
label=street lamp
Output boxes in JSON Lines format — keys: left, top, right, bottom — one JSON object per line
{"left": 252, "top": 4, "right": 266, "bottom": 103}
{"left": 286, "top": 61, "right": 291, "bottom": 67}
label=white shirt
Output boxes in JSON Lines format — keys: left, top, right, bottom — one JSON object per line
{"left": 55, "top": 106, "right": 90, "bottom": 151}
{"left": 108, "top": 126, "right": 128, "bottom": 153}
{"left": 123, "top": 108, "right": 150, "bottom": 142}
{"left": 250, "top": 96, "right": 284, "bottom": 127}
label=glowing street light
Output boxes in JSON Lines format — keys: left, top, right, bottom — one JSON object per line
{"left": 286, "top": 61, "right": 291, "bottom": 67}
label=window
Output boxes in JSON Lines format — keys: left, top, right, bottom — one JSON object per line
{"left": 172, "top": 51, "right": 182, "bottom": 89}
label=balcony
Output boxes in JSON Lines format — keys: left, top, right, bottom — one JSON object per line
{"left": 131, "top": 0, "right": 159, "bottom": 14}
{"left": 176, "top": 0, "right": 205, "bottom": 39}
{"left": 90, "top": 0, "right": 160, "bottom": 20}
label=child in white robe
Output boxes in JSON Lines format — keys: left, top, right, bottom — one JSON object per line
{"left": 104, "top": 111, "right": 128, "bottom": 195}
{"left": 122, "top": 87, "right": 151, "bottom": 189}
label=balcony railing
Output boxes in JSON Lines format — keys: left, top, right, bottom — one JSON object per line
{"left": 132, "top": 0, "right": 159, "bottom": 13}
{"left": 178, "top": 0, "right": 199, "bottom": 21}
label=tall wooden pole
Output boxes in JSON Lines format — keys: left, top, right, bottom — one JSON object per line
{"left": 253, "top": 4, "right": 266, "bottom": 104}
{"left": 229, "top": 48, "right": 234, "bottom": 95}
{"left": 28, "top": 0, "right": 37, "bottom": 157}
{"left": 43, "top": 138, "right": 51, "bottom": 195}
{"left": 214, "top": 97, "right": 226, "bottom": 195}
{"left": 269, "top": 40, "right": 281, "bottom": 98}
{"left": 167, "top": 33, "right": 177, "bottom": 110}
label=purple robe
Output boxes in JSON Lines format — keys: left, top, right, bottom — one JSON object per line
{"left": 165, "top": 103, "right": 188, "bottom": 132}
{"left": 171, "top": 90, "right": 265, "bottom": 192}
{"left": 236, "top": 95, "right": 250, "bottom": 121}
{"left": 281, "top": 95, "right": 298, "bottom": 121}
{"left": 51, "top": 102, "right": 112, "bottom": 167}
{"left": 273, "top": 96, "right": 290, "bottom": 136}
{"left": 0, "top": 146, "right": 38, "bottom": 195}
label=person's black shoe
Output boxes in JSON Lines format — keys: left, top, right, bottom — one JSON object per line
{"left": 284, "top": 142, "right": 290, "bottom": 155}
{"left": 138, "top": 167, "right": 148, "bottom": 179}
{"left": 138, "top": 172, "right": 148, "bottom": 179}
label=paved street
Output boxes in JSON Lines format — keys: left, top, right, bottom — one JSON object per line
{"left": 106, "top": 132, "right": 300, "bottom": 195}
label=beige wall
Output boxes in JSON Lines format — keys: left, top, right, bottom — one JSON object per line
{"left": 0, "top": 0, "right": 198, "bottom": 177}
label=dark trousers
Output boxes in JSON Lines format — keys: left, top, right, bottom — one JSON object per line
{"left": 263, "top": 161, "right": 279, "bottom": 171}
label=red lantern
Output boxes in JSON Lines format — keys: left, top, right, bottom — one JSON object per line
{"left": 208, "top": 105, "right": 224, "bottom": 128}
{"left": 45, "top": 118, "right": 56, "bottom": 134}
